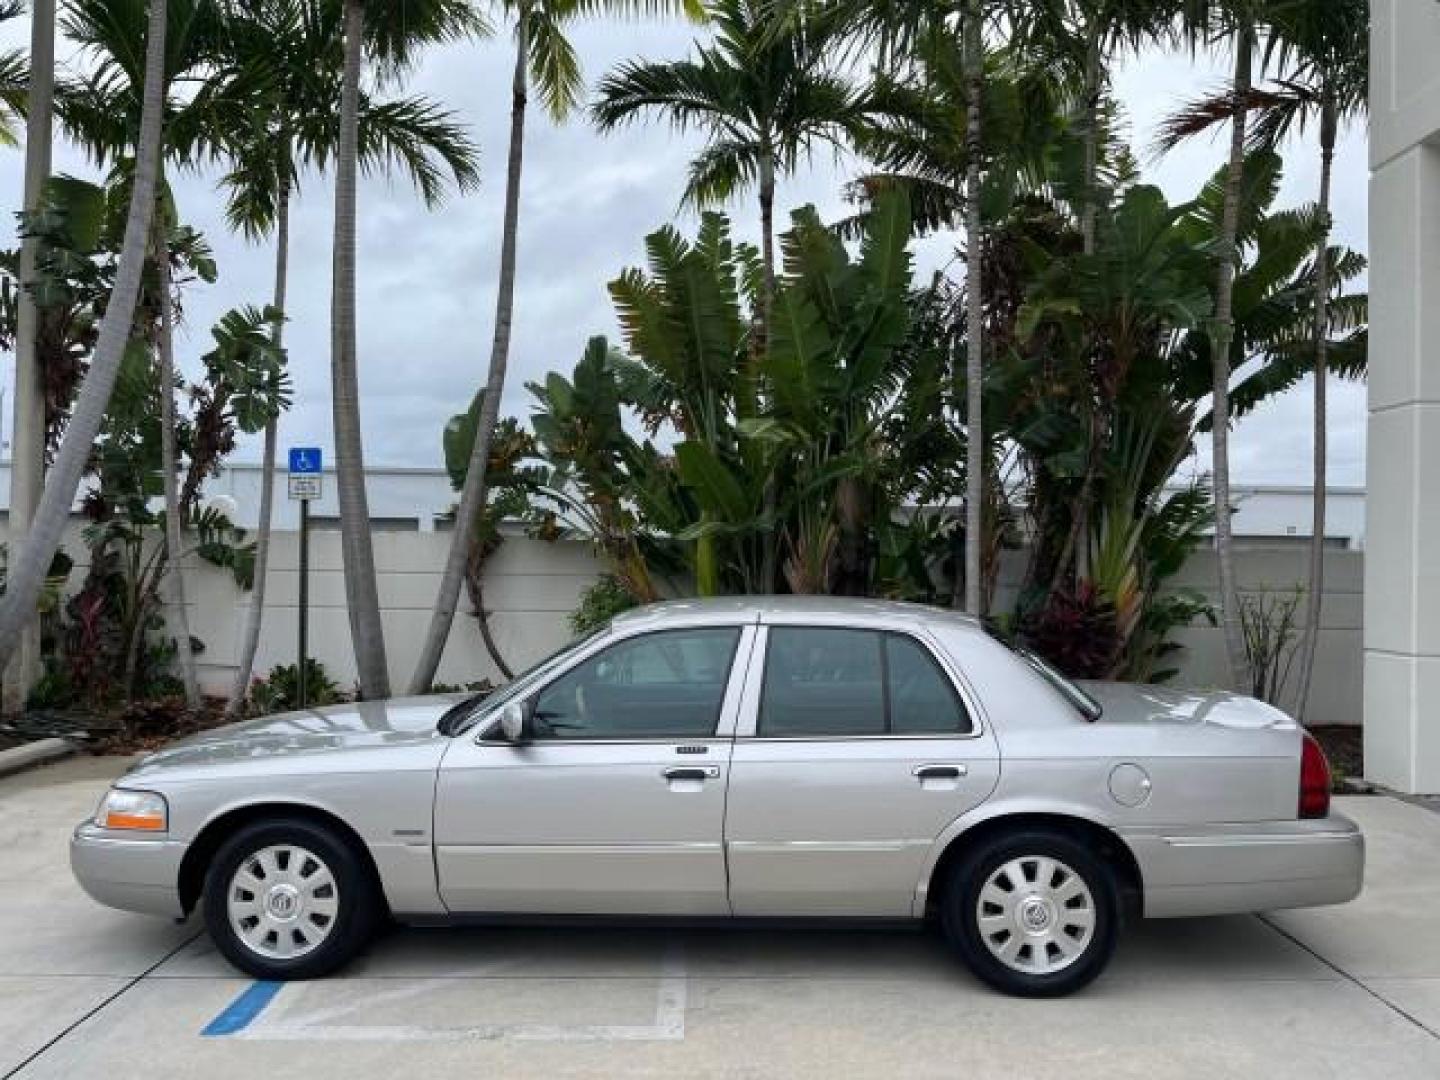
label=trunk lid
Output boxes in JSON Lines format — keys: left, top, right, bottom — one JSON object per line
{"left": 1077, "top": 681, "right": 1296, "bottom": 732}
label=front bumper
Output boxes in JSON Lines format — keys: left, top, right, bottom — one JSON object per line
{"left": 70, "top": 824, "right": 186, "bottom": 918}
{"left": 1121, "top": 812, "right": 1365, "bottom": 919}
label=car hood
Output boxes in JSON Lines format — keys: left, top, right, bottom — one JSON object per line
{"left": 126, "top": 694, "right": 469, "bottom": 776}
{"left": 1077, "top": 681, "right": 1296, "bottom": 731}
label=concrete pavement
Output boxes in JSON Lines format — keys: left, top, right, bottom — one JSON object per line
{"left": 4, "top": 756, "right": 1440, "bottom": 1079}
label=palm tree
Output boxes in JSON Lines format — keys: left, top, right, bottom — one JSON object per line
{"left": 592, "top": 0, "right": 862, "bottom": 331}
{"left": 854, "top": 0, "right": 1068, "bottom": 614}
{"left": 1170, "top": 0, "right": 1273, "bottom": 689}
{"left": 330, "top": 0, "right": 479, "bottom": 699}
{"left": 331, "top": 0, "right": 385, "bottom": 696}
{"left": 153, "top": 208, "right": 200, "bottom": 706}
{"left": 3, "top": 0, "right": 52, "bottom": 715}
{"left": 585, "top": 0, "right": 866, "bottom": 608}
{"left": 1270, "top": 0, "right": 1368, "bottom": 720}
{"left": 1160, "top": 0, "right": 1368, "bottom": 713}
{"left": 216, "top": 0, "right": 478, "bottom": 714}
{"left": 0, "top": 0, "right": 169, "bottom": 666}
{"left": 406, "top": 0, "right": 697, "bottom": 694}
{"left": 961, "top": 0, "right": 985, "bottom": 615}
{"left": 59, "top": 0, "right": 236, "bottom": 705}
{"left": 1070, "top": 1, "right": 1178, "bottom": 254}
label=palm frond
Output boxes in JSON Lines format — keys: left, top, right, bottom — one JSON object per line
{"left": 357, "top": 94, "right": 481, "bottom": 206}
{"left": 525, "top": 6, "right": 584, "bottom": 121}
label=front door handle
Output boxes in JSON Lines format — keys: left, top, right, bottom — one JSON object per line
{"left": 662, "top": 766, "right": 720, "bottom": 781}
{"left": 913, "top": 763, "right": 967, "bottom": 781}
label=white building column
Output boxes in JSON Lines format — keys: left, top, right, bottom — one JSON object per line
{"left": 1366, "top": 2, "right": 1440, "bottom": 792}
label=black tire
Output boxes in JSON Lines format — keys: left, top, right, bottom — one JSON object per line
{"left": 939, "top": 828, "right": 1119, "bottom": 997}
{"left": 202, "top": 817, "right": 380, "bottom": 980}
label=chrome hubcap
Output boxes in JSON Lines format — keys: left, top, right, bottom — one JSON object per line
{"left": 976, "top": 856, "right": 1095, "bottom": 975}
{"left": 227, "top": 844, "right": 339, "bottom": 961}
{"left": 266, "top": 883, "right": 301, "bottom": 920}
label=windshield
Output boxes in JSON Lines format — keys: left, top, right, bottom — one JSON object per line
{"left": 438, "top": 628, "right": 607, "bottom": 736}
{"left": 1015, "top": 647, "right": 1104, "bottom": 722}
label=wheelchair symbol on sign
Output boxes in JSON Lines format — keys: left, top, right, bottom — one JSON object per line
{"left": 288, "top": 448, "right": 322, "bottom": 474}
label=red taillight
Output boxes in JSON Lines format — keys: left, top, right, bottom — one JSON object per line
{"left": 1299, "top": 732, "right": 1331, "bottom": 819}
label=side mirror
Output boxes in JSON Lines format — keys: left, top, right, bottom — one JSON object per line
{"left": 498, "top": 700, "right": 529, "bottom": 743}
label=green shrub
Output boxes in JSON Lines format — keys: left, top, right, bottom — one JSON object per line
{"left": 570, "top": 575, "right": 639, "bottom": 635}
{"left": 247, "top": 658, "right": 341, "bottom": 715}
{"left": 428, "top": 679, "right": 495, "bottom": 695}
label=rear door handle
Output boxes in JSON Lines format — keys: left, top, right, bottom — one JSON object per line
{"left": 913, "top": 764, "right": 967, "bottom": 781}
{"left": 662, "top": 766, "right": 720, "bottom": 781}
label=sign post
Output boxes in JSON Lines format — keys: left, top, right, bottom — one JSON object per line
{"left": 288, "top": 447, "right": 323, "bottom": 707}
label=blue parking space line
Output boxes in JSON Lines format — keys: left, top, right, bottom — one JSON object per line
{"left": 201, "top": 980, "right": 283, "bottom": 1037}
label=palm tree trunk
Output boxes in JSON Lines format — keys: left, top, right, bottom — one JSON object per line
{"left": 1292, "top": 90, "right": 1337, "bottom": 721}
{"left": 2, "top": 0, "right": 56, "bottom": 714}
{"left": 1080, "top": 24, "right": 1101, "bottom": 257}
{"left": 834, "top": 475, "right": 868, "bottom": 596}
{"left": 154, "top": 209, "right": 200, "bottom": 709}
{"left": 1059, "top": 25, "right": 1102, "bottom": 591}
{"left": 331, "top": 0, "right": 390, "bottom": 698}
{"left": 1210, "top": 23, "right": 1254, "bottom": 690}
{"left": 0, "top": 0, "right": 167, "bottom": 665}
{"left": 226, "top": 160, "right": 291, "bottom": 717}
{"left": 407, "top": 20, "right": 529, "bottom": 694}
{"left": 463, "top": 537, "right": 511, "bottom": 679}
{"left": 963, "top": 0, "right": 985, "bottom": 617}
{"left": 758, "top": 146, "right": 776, "bottom": 333}
{"left": 756, "top": 148, "right": 779, "bottom": 594}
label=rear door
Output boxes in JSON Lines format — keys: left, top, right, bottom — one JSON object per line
{"left": 725, "top": 622, "right": 1000, "bottom": 917}
{"left": 434, "top": 623, "right": 754, "bottom": 915}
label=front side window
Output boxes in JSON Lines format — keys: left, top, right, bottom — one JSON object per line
{"left": 530, "top": 627, "right": 741, "bottom": 739}
{"left": 760, "top": 627, "right": 972, "bottom": 737}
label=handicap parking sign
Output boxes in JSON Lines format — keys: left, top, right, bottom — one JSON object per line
{"left": 288, "top": 447, "right": 322, "bottom": 474}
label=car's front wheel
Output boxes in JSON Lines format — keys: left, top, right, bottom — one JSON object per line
{"left": 940, "top": 828, "right": 1119, "bottom": 997}
{"left": 203, "top": 817, "right": 379, "bottom": 980}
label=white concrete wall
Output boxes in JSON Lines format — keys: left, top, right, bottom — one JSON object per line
{"left": 13, "top": 524, "right": 1362, "bottom": 724}
{"left": 1164, "top": 547, "right": 1363, "bottom": 726}
{"left": 989, "top": 545, "right": 1363, "bottom": 727}
{"left": 19, "top": 524, "right": 607, "bottom": 697}
{"left": 194, "top": 528, "right": 606, "bottom": 693}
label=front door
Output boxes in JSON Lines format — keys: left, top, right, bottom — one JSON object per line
{"left": 725, "top": 624, "right": 1001, "bottom": 917}
{"left": 434, "top": 624, "right": 753, "bottom": 915}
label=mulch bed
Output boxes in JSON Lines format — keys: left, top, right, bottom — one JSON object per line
{"left": 0, "top": 698, "right": 235, "bottom": 756}
{"left": 1308, "top": 724, "right": 1363, "bottom": 789}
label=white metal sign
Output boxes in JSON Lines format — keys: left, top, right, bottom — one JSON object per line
{"left": 288, "top": 474, "right": 322, "bottom": 501}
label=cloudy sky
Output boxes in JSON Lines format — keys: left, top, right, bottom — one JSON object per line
{"left": 0, "top": 16, "right": 1370, "bottom": 487}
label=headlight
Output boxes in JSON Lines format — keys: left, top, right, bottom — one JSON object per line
{"left": 94, "top": 789, "right": 168, "bottom": 832}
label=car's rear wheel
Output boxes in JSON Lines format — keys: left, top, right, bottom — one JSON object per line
{"left": 940, "top": 829, "right": 1119, "bottom": 997}
{"left": 203, "top": 818, "right": 379, "bottom": 980}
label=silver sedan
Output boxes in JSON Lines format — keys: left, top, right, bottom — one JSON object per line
{"left": 71, "top": 597, "right": 1363, "bottom": 996}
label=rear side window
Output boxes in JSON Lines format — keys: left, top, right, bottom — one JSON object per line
{"left": 760, "top": 628, "right": 884, "bottom": 736}
{"left": 759, "top": 627, "right": 971, "bottom": 737}
{"left": 885, "top": 633, "right": 971, "bottom": 734}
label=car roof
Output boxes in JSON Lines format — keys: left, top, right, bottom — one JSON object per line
{"left": 609, "top": 596, "right": 983, "bottom": 633}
